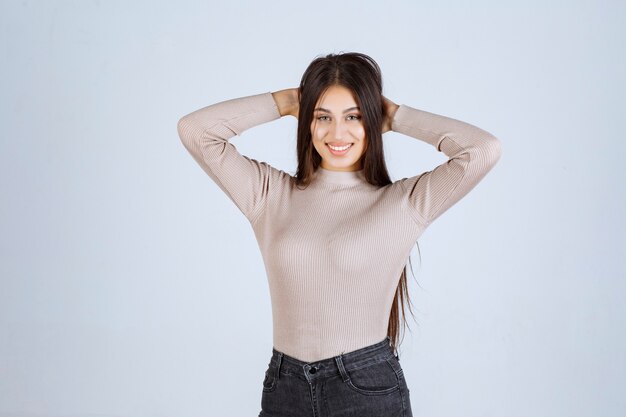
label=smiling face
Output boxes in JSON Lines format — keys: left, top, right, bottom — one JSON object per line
{"left": 311, "top": 84, "right": 367, "bottom": 171}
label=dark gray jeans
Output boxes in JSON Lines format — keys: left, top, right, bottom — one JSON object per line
{"left": 259, "top": 336, "right": 413, "bottom": 417}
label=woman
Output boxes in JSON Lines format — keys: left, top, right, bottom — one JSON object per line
{"left": 177, "top": 52, "right": 501, "bottom": 416}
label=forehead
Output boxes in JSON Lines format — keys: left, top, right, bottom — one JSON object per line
{"left": 315, "top": 85, "right": 358, "bottom": 109}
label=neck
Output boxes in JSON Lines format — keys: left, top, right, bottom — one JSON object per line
{"left": 314, "top": 166, "right": 367, "bottom": 186}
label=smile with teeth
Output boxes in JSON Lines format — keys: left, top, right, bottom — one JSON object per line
{"left": 327, "top": 143, "right": 353, "bottom": 154}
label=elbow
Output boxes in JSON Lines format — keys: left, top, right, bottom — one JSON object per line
{"left": 177, "top": 116, "right": 194, "bottom": 148}
{"left": 483, "top": 133, "right": 502, "bottom": 168}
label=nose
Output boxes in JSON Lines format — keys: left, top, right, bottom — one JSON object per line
{"left": 333, "top": 120, "right": 348, "bottom": 140}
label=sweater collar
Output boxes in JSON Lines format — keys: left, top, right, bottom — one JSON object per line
{"left": 314, "top": 166, "right": 367, "bottom": 186}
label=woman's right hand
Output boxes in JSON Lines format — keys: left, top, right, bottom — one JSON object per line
{"left": 271, "top": 88, "right": 300, "bottom": 119}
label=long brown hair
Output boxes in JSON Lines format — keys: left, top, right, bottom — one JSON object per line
{"left": 293, "top": 51, "right": 421, "bottom": 356}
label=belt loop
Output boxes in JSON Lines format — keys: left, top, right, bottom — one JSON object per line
{"left": 276, "top": 352, "right": 283, "bottom": 380}
{"left": 334, "top": 355, "right": 350, "bottom": 382}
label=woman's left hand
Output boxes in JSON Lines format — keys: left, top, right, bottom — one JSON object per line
{"left": 381, "top": 95, "right": 400, "bottom": 134}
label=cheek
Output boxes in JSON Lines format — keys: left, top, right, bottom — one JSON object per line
{"left": 352, "top": 125, "right": 365, "bottom": 138}
{"left": 311, "top": 124, "right": 329, "bottom": 140}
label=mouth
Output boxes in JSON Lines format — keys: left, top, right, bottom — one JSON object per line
{"left": 326, "top": 143, "right": 353, "bottom": 156}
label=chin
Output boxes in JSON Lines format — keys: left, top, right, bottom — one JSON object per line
{"left": 323, "top": 160, "right": 361, "bottom": 170}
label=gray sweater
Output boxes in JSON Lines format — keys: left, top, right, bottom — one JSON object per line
{"left": 177, "top": 91, "right": 502, "bottom": 362}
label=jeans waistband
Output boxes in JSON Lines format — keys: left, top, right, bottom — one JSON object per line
{"left": 269, "top": 336, "right": 396, "bottom": 382}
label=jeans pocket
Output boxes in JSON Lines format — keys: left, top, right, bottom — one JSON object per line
{"left": 262, "top": 363, "right": 278, "bottom": 393}
{"left": 344, "top": 357, "right": 400, "bottom": 396}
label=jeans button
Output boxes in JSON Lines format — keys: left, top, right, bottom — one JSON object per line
{"left": 309, "top": 366, "right": 317, "bottom": 374}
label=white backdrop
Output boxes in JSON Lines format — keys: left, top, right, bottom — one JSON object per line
{"left": 1, "top": 1, "right": 624, "bottom": 416}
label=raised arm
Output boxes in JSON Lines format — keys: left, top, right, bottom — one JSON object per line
{"left": 390, "top": 101, "right": 502, "bottom": 227}
{"left": 177, "top": 91, "right": 289, "bottom": 224}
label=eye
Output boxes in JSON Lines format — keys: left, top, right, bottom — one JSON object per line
{"left": 316, "top": 115, "right": 330, "bottom": 121}
{"left": 347, "top": 115, "right": 362, "bottom": 121}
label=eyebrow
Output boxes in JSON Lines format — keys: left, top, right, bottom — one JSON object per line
{"left": 313, "top": 106, "right": 360, "bottom": 113}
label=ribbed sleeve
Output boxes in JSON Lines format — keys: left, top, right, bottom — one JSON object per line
{"left": 392, "top": 104, "right": 502, "bottom": 226}
{"left": 176, "top": 92, "right": 284, "bottom": 223}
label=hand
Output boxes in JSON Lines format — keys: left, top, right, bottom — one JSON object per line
{"left": 381, "top": 95, "right": 399, "bottom": 134}
{"left": 271, "top": 88, "right": 300, "bottom": 119}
